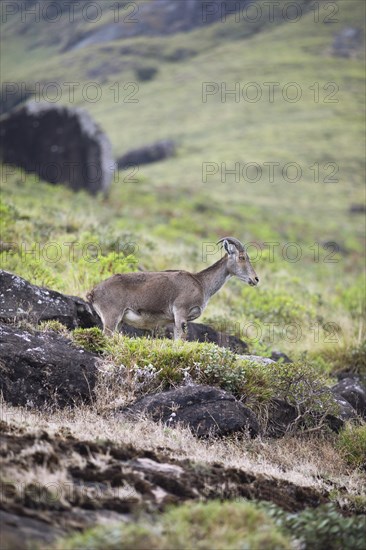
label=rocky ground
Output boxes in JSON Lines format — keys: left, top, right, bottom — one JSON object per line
{"left": 0, "top": 418, "right": 331, "bottom": 549}
{"left": 0, "top": 270, "right": 365, "bottom": 549}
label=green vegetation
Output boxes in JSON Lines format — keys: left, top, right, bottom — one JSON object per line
{"left": 56, "top": 500, "right": 366, "bottom": 550}
{"left": 263, "top": 502, "right": 366, "bottom": 550}
{"left": 337, "top": 424, "right": 366, "bottom": 469}
{"left": 55, "top": 500, "right": 292, "bottom": 550}
{"left": 39, "top": 320, "right": 69, "bottom": 335}
{"left": 73, "top": 327, "right": 108, "bottom": 353}
{"left": 74, "top": 329, "right": 339, "bottom": 429}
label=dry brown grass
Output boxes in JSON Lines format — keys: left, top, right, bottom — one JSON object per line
{"left": 2, "top": 401, "right": 365, "bottom": 508}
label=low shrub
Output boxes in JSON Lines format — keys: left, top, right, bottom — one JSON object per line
{"left": 39, "top": 320, "right": 69, "bottom": 335}
{"left": 73, "top": 333, "right": 339, "bottom": 430}
{"left": 263, "top": 502, "right": 366, "bottom": 550}
{"left": 72, "top": 327, "right": 108, "bottom": 354}
{"left": 313, "top": 341, "right": 366, "bottom": 376}
{"left": 336, "top": 424, "right": 366, "bottom": 469}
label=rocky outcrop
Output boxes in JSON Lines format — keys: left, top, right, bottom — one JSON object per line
{"left": 64, "top": 0, "right": 252, "bottom": 51}
{"left": 122, "top": 384, "right": 259, "bottom": 437}
{"left": 0, "top": 419, "right": 329, "bottom": 548}
{"left": 332, "top": 377, "right": 366, "bottom": 419}
{"left": 270, "top": 350, "right": 292, "bottom": 363}
{"left": 117, "top": 140, "right": 176, "bottom": 169}
{"left": 0, "top": 101, "right": 113, "bottom": 195}
{"left": 0, "top": 323, "right": 98, "bottom": 407}
{"left": 0, "top": 271, "right": 97, "bottom": 329}
{"left": 332, "top": 27, "right": 363, "bottom": 58}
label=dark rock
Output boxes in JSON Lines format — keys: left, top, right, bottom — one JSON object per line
{"left": 135, "top": 66, "right": 158, "bottom": 82}
{"left": 165, "top": 48, "right": 197, "bottom": 62}
{"left": 121, "top": 384, "right": 259, "bottom": 438}
{"left": 350, "top": 203, "right": 366, "bottom": 214}
{"left": 0, "top": 270, "right": 98, "bottom": 329}
{"left": 332, "top": 377, "right": 366, "bottom": 418}
{"left": 0, "top": 101, "right": 114, "bottom": 195}
{"left": 332, "top": 27, "right": 363, "bottom": 57}
{"left": 266, "top": 395, "right": 357, "bottom": 437}
{"left": 270, "top": 350, "right": 292, "bottom": 363}
{"left": 119, "top": 320, "right": 248, "bottom": 352}
{"left": 0, "top": 83, "right": 34, "bottom": 115}
{"left": 266, "top": 399, "right": 298, "bottom": 437}
{"left": 0, "top": 510, "right": 66, "bottom": 549}
{"left": 321, "top": 240, "right": 347, "bottom": 256}
{"left": 0, "top": 322, "right": 98, "bottom": 407}
{"left": 117, "top": 140, "right": 176, "bottom": 169}
{"left": 120, "top": 322, "right": 148, "bottom": 338}
{"left": 326, "top": 392, "right": 357, "bottom": 428}
{"left": 166, "top": 322, "right": 248, "bottom": 353}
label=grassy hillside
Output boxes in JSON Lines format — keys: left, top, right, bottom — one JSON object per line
{"left": 1, "top": 0, "right": 365, "bottom": 359}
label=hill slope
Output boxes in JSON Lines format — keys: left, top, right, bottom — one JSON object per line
{"left": 1, "top": 0, "right": 365, "bottom": 353}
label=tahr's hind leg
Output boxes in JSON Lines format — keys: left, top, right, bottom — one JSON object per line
{"left": 173, "top": 307, "right": 189, "bottom": 340}
{"left": 95, "top": 305, "right": 124, "bottom": 336}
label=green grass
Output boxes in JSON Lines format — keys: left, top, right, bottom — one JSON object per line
{"left": 337, "top": 424, "right": 366, "bottom": 468}
{"left": 72, "top": 329, "right": 340, "bottom": 429}
{"left": 55, "top": 500, "right": 292, "bottom": 550}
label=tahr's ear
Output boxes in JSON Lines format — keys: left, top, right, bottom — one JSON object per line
{"left": 223, "top": 239, "right": 236, "bottom": 255}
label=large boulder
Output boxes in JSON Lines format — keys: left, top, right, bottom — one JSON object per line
{"left": 332, "top": 377, "right": 366, "bottom": 419}
{"left": 117, "top": 140, "right": 176, "bottom": 169}
{"left": 0, "top": 270, "right": 97, "bottom": 329}
{"left": 0, "top": 323, "right": 98, "bottom": 407}
{"left": 121, "top": 384, "right": 259, "bottom": 438}
{"left": 265, "top": 395, "right": 357, "bottom": 438}
{"left": 0, "top": 101, "right": 113, "bottom": 195}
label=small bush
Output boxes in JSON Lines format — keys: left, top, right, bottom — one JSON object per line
{"left": 39, "top": 320, "right": 69, "bottom": 335}
{"left": 315, "top": 341, "right": 366, "bottom": 376}
{"left": 100, "top": 336, "right": 338, "bottom": 430}
{"left": 264, "top": 502, "right": 366, "bottom": 550}
{"left": 72, "top": 327, "right": 108, "bottom": 354}
{"left": 338, "top": 276, "right": 366, "bottom": 319}
{"left": 337, "top": 424, "right": 366, "bottom": 469}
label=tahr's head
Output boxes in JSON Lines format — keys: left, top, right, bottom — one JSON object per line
{"left": 218, "top": 237, "right": 259, "bottom": 286}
